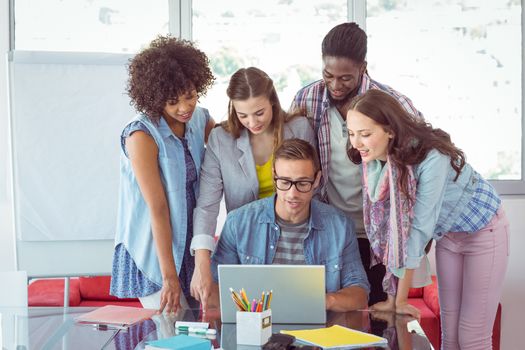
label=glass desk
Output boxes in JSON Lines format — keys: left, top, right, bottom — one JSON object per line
{"left": 0, "top": 307, "right": 433, "bottom": 350}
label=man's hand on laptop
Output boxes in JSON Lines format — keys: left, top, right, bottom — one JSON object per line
{"left": 325, "top": 286, "right": 368, "bottom": 312}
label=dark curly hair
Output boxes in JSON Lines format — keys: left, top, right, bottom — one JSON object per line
{"left": 126, "top": 35, "right": 215, "bottom": 119}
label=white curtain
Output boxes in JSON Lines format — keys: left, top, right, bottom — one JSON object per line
{"left": 9, "top": 51, "right": 134, "bottom": 241}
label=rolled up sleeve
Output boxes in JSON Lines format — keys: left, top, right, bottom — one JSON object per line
{"left": 191, "top": 129, "right": 224, "bottom": 255}
{"left": 406, "top": 150, "right": 450, "bottom": 268}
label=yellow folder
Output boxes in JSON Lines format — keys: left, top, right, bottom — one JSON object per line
{"left": 281, "top": 324, "right": 387, "bottom": 349}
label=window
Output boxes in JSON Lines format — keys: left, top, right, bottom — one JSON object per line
{"left": 14, "top": 0, "right": 169, "bottom": 53}
{"left": 365, "top": 0, "right": 522, "bottom": 188}
{"left": 192, "top": 0, "right": 348, "bottom": 120}
{"left": 10, "top": 0, "right": 524, "bottom": 193}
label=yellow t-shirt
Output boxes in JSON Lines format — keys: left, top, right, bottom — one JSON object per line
{"left": 256, "top": 155, "right": 274, "bottom": 199}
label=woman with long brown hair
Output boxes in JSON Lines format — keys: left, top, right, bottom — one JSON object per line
{"left": 190, "top": 67, "right": 315, "bottom": 309}
{"left": 346, "top": 89, "right": 509, "bottom": 349}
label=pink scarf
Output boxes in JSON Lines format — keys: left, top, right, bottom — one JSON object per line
{"left": 362, "top": 158, "right": 416, "bottom": 295}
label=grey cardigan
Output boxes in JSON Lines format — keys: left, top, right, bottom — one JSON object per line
{"left": 190, "top": 116, "right": 316, "bottom": 253}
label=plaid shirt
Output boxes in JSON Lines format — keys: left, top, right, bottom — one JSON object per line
{"left": 291, "top": 73, "right": 423, "bottom": 201}
{"left": 449, "top": 176, "right": 501, "bottom": 233}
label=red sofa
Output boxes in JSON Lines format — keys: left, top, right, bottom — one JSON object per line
{"left": 28, "top": 275, "right": 501, "bottom": 349}
{"left": 28, "top": 276, "right": 141, "bottom": 307}
{"left": 407, "top": 276, "right": 441, "bottom": 348}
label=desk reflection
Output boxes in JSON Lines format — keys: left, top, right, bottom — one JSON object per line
{"left": 0, "top": 307, "right": 432, "bottom": 350}
{"left": 216, "top": 309, "right": 432, "bottom": 350}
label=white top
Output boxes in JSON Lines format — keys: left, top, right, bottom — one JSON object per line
{"left": 326, "top": 107, "right": 365, "bottom": 237}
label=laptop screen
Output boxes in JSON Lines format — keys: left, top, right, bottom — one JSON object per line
{"left": 218, "top": 264, "right": 326, "bottom": 324}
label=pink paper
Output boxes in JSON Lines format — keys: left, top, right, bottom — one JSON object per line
{"left": 76, "top": 305, "right": 157, "bottom": 326}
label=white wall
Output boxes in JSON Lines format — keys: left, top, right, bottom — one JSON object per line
{"left": 498, "top": 197, "right": 525, "bottom": 350}
{"left": 0, "top": 2, "right": 523, "bottom": 346}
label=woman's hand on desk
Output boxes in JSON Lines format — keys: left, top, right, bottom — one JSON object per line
{"left": 394, "top": 301, "right": 421, "bottom": 322}
{"left": 159, "top": 275, "right": 182, "bottom": 314}
{"left": 371, "top": 295, "right": 421, "bottom": 322}
{"left": 191, "top": 250, "right": 214, "bottom": 312}
{"left": 370, "top": 294, "right": 395, "bottom": 312}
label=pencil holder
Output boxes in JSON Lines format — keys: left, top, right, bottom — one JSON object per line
{"left": 236, "top": 309, "right": 272, "bottom": 346}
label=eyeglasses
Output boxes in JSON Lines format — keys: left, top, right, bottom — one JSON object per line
{"left": 274, "top": 176, "right": 315, "bottom": 193}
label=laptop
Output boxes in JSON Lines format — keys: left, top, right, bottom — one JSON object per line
{"left": 218, "top": 264, "right": 326, "bottom": 324}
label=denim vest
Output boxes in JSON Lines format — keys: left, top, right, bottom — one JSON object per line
{"left": 115, "top": 107, "right": 209, "bottom": 285}
{"left": 211, "top": 196, "right": 370, "bottom": 293}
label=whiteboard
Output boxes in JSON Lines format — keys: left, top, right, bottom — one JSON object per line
{"left": 9, "top": 51, "right": 135, "bottom": 277}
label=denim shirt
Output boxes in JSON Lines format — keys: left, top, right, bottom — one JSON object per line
{"left": 211, "top": 196, "right": 370, "bottom": 294}
{"left": 405, "top": 149, "right": 500, "bottom": 269}
{"left": 114, "top": 107, "right": 209, "bottom": 286}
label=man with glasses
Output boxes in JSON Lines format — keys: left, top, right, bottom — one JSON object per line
{"left": 210, "top": 139, "right": 369, "bottom": 311}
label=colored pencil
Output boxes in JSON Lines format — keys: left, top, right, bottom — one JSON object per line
{"left": 240, "top": 288, "right": 250, "bottom": 307}
{"left": 229, "top": 288, "right": 247, "bottom": 311}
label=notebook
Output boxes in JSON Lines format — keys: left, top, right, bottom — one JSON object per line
{"left": 75, "top": 305, "right": 157, "bottom": 327}
{"left": 281, "top": 325, "right": 387, "bottom": 349}
{"left": 218, "top": 264, "right": 326, "bottom": 324}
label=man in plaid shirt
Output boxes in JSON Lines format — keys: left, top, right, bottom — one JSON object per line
{"left": 291, "top": 22, "right": 423, "bottom": 306}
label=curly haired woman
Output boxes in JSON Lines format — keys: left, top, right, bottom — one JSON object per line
{"left": 110, "top": 35, "right": 215, "bottom": 314}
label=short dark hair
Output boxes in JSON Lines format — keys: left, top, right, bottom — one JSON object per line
{"left": 126, "top": 35, "right": 215, "bottom": 120}
{"left": 273, "top": 139, "right": 320, "bottom": 173}
{"left": 322, "top": 22, "right": 367, "bottom": 63}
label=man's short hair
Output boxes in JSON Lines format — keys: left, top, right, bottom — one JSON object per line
{"left": 273, "top": 139, "right": 320, "bottom": 173}
{"left": 321, "top": 22, "right": 367, "bottom": 63}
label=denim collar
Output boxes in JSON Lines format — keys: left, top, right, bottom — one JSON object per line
{"left": 157, "top": 113, "right": 194, "bottom": 139}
